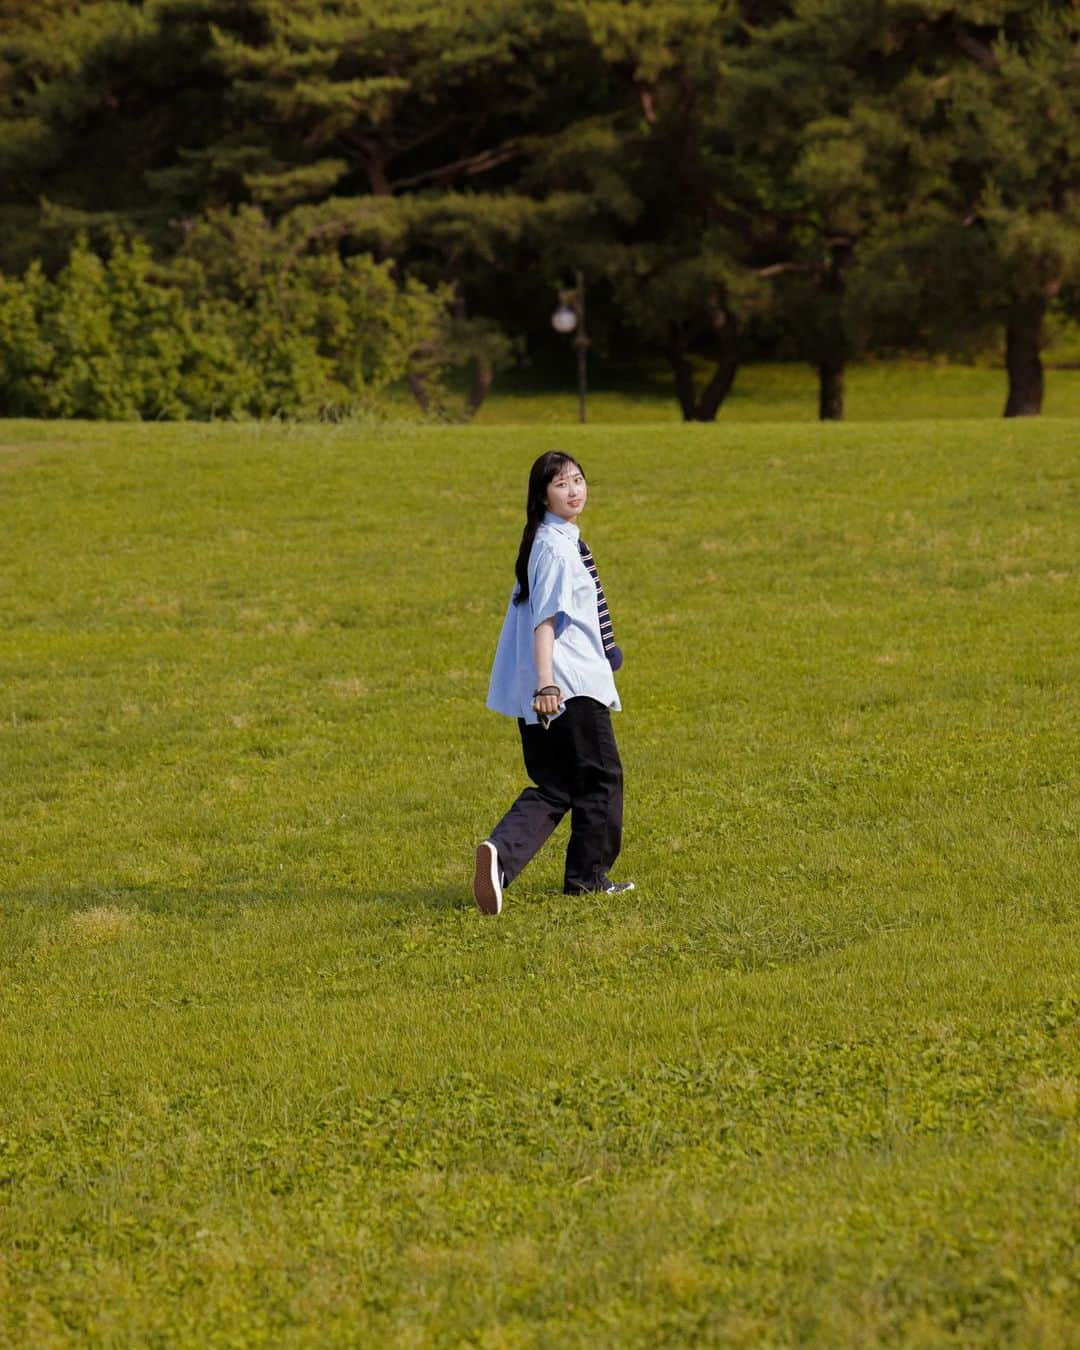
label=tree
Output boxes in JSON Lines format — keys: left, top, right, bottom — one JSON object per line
{"left": 156, "top": 0, "right": 605, "bottom": 414}
{"left": 148, "top": 0, "right": 559, "bottom": 206}
{"left": 923, "top": 1, "right": 1080, "bottom": 415}
{"left": 527, "top": 0, "right": 778, "bottom": 421}
{"left": 0, "top": 0, "right": 237, "bottom": 270}
{"left": 708, "top": 0, "right": 944, "bottom": 421}
{"left": 0, "top": 0, "right": 599, "bottom": 414}
{"left": 821, "top": 1, "right": 1079, "bottom": 417}
{"left": 4, "top": 0, "right": 1073, "bottom": 422}
{"left": 543, "top": 0, "right": 922, "bottom": 421}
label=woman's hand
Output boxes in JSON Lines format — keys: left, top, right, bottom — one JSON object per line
{"left": 531, "top": 685, "right": 562, "bottom": 719}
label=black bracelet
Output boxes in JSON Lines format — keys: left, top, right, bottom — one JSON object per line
{"left": 532, "top": 685, "right": 560, "bottom": 699}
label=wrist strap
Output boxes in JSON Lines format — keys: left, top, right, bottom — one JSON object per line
{"left": 532, "top": 685, "right": 560, "bottom": 698}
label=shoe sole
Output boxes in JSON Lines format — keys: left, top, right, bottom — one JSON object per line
{"left": 473, "top": 841, "right": 502, "bottom": 916}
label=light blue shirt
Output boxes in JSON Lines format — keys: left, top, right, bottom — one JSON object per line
{"left": 486, "top": 513, "right": 621, "bottom": 724}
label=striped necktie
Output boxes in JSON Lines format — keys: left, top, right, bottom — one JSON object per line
{"left": 578, "top": 537, "right": 623, "bottom": 671}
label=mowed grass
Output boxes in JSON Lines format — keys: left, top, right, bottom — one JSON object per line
{"left": 471, "top": 360, "right": 1080, "bottom": 424}
{"left": 1, "top": 412, "right": 1078, "bottom": 1346}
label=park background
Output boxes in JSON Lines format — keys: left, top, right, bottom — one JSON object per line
{"left": 2, "top": 2, "right": 1079, "bottom": 1346}
{"left": 0, "top": 0, "right": 1078, "bottom": 422}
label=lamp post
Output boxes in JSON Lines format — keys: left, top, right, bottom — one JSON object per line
{"left": 551, "top": 269, "right": 588, "bottom": 424}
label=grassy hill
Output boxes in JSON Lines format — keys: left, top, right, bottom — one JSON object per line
{"left": 1, "top": 413, "right": 1077, "bottom": 1344}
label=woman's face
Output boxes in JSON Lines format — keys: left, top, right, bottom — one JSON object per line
{"left": 545, "top": 462, "right": 587, "bottom": 523}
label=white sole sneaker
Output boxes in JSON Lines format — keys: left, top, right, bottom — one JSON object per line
{"left": 473, "top": 840, "right": 503, "bottom": 916}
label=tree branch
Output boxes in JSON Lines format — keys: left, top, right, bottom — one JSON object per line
{"left": 396, "top": 114, "right": 460, "bottom": 156}
{"left": 637, "top": 83, "right": 657, "bottom": 126}
{"left": 390, "top": 142, "right": 521, "bottom": 192}
{"left": 757, "top": 261, "right": 814, "bottom": 278}
{"left": 951, "top": 18, "right": 999, "bottom": 71}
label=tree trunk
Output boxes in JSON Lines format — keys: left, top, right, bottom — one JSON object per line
{"left": 818, "top": 357, "right": 844, "bottom": 421}
{"left": 406, "top": 371, "right": 430, "bottom": 412}
{"left": 694, "top": 355, "right": 738, "bottom": 420}
{"left": 667, "top": 320, "right": 739, "bottom": 422}
{"left": 465, "top": 356, "right": 493, "bottom": 419}
{"left": 667, "top": 337, "right": 698, "bottom": 421}
{"left": 695, "top": 314, "right": 739, "bottom": 420}
{"left": 362, "top": 144, "right": 392, "bottom": 197}
{"left": 1004, "top": 300, "right": 1045, "bottom": 417}
{"left": 815, "top": 237, "right": 853, "bottom": 422}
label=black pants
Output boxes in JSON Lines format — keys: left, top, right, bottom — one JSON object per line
{"left": 489, "top": 697, "right": 623, "bottom": 895}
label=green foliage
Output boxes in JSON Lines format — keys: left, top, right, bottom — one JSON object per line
{"left": 174, "top": 207, "right": 456, "bottom": 415}
{"left": 0, "top": 238, "right": 193, "bottom": 418}
{"left": 0, "top": 0, "right": 1076, "bottom": 419}
{"left": 170, "top": 0, "right": 560, "bottom": 204}
{"left": 0, "top": 223, "right": 454, "bottom": 418}
{"left": 843, "top": 3, "right": 1080, "bottom": 348}
{"left": 0, "top": 0, "right": 223, "bottom": 269}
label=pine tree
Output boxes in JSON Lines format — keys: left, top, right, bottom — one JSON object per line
{"left": 1, "top": 1, "right": 239, "bottom": 268}
{"left": 148, "top": 0, "right": 566, "bottom": 205}
{"left": 706, "top": 0, "right": 931, "bottom": 420}
{"left": 530, "top": 0, "right": 773, "bottom": 421}
{"left": 914, "top": 1, "right": 1079, "bottom": 415}
{"left": 800, "top": 0, "right": 1079, "bottom": 418}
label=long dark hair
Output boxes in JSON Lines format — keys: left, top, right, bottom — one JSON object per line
{"left": 513, "top": 451, "right": 585, "bottom": 605}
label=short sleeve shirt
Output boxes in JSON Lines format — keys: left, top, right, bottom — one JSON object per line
{"left": 486, "top": 513, "right": 621, "bottom": 724}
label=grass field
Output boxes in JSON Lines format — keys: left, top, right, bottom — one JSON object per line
{"left": 470, "top": 360, "right": 1080, "bottom": 425}
{"left": 1, "top": 404, "right": 1078, "bottom": 1345}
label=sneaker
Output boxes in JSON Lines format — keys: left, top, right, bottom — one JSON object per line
{"left": 565, "top": 876, "right": 636, "bottom": 896}
{"left": 473, "top": 840, "right": 503, "bottom": 916}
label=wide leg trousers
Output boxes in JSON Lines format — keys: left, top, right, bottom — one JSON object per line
{"left": 489, "top": 696, "right": 623, "bottom": 895}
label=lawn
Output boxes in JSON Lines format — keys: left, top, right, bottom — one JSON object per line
{"left": 470, "top": 360, "right": 1080, "bottom": 424}
{"left": 1, "top": 409, "right": 1078, "bottom": 1345}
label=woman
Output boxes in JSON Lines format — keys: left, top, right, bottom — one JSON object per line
{"left": 474, "top": 451, "right": 633, "bottom": 915}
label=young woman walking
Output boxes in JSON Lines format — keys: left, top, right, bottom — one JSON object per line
{"left": 473, "top": 451, "right": 633, "bottom": 915}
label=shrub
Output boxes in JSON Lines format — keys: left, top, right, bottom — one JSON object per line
{"left": 0, "top": 219, "right": 454, "bottom": 419}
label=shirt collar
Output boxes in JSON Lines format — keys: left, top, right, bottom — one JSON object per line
{"left": 541, "top": 510, "right": 580, "bottom": 542}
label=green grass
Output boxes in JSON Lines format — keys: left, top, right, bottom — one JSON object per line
{"left": 1, "top": 411, "right": 1078, "bottom": 1346}
{"left": 468, "top": 359, "right": 1080, "bottom": 424}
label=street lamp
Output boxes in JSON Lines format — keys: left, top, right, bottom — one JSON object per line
{"left": 551, "top": 269, "right": 588, "bottom": 424}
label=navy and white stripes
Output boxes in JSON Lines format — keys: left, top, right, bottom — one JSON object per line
{"left": 578, "top": 538, "right": 622, "bottom": 671}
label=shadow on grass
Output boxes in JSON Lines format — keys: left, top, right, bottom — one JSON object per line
{"left": 5, "top": 871, "right": 630, "bottom": 927}
{"left": 370, "top": 882, "right": 473, "bottom": 913}
{"left": 2, "top": 878, "right": 477, "bottom": 920}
